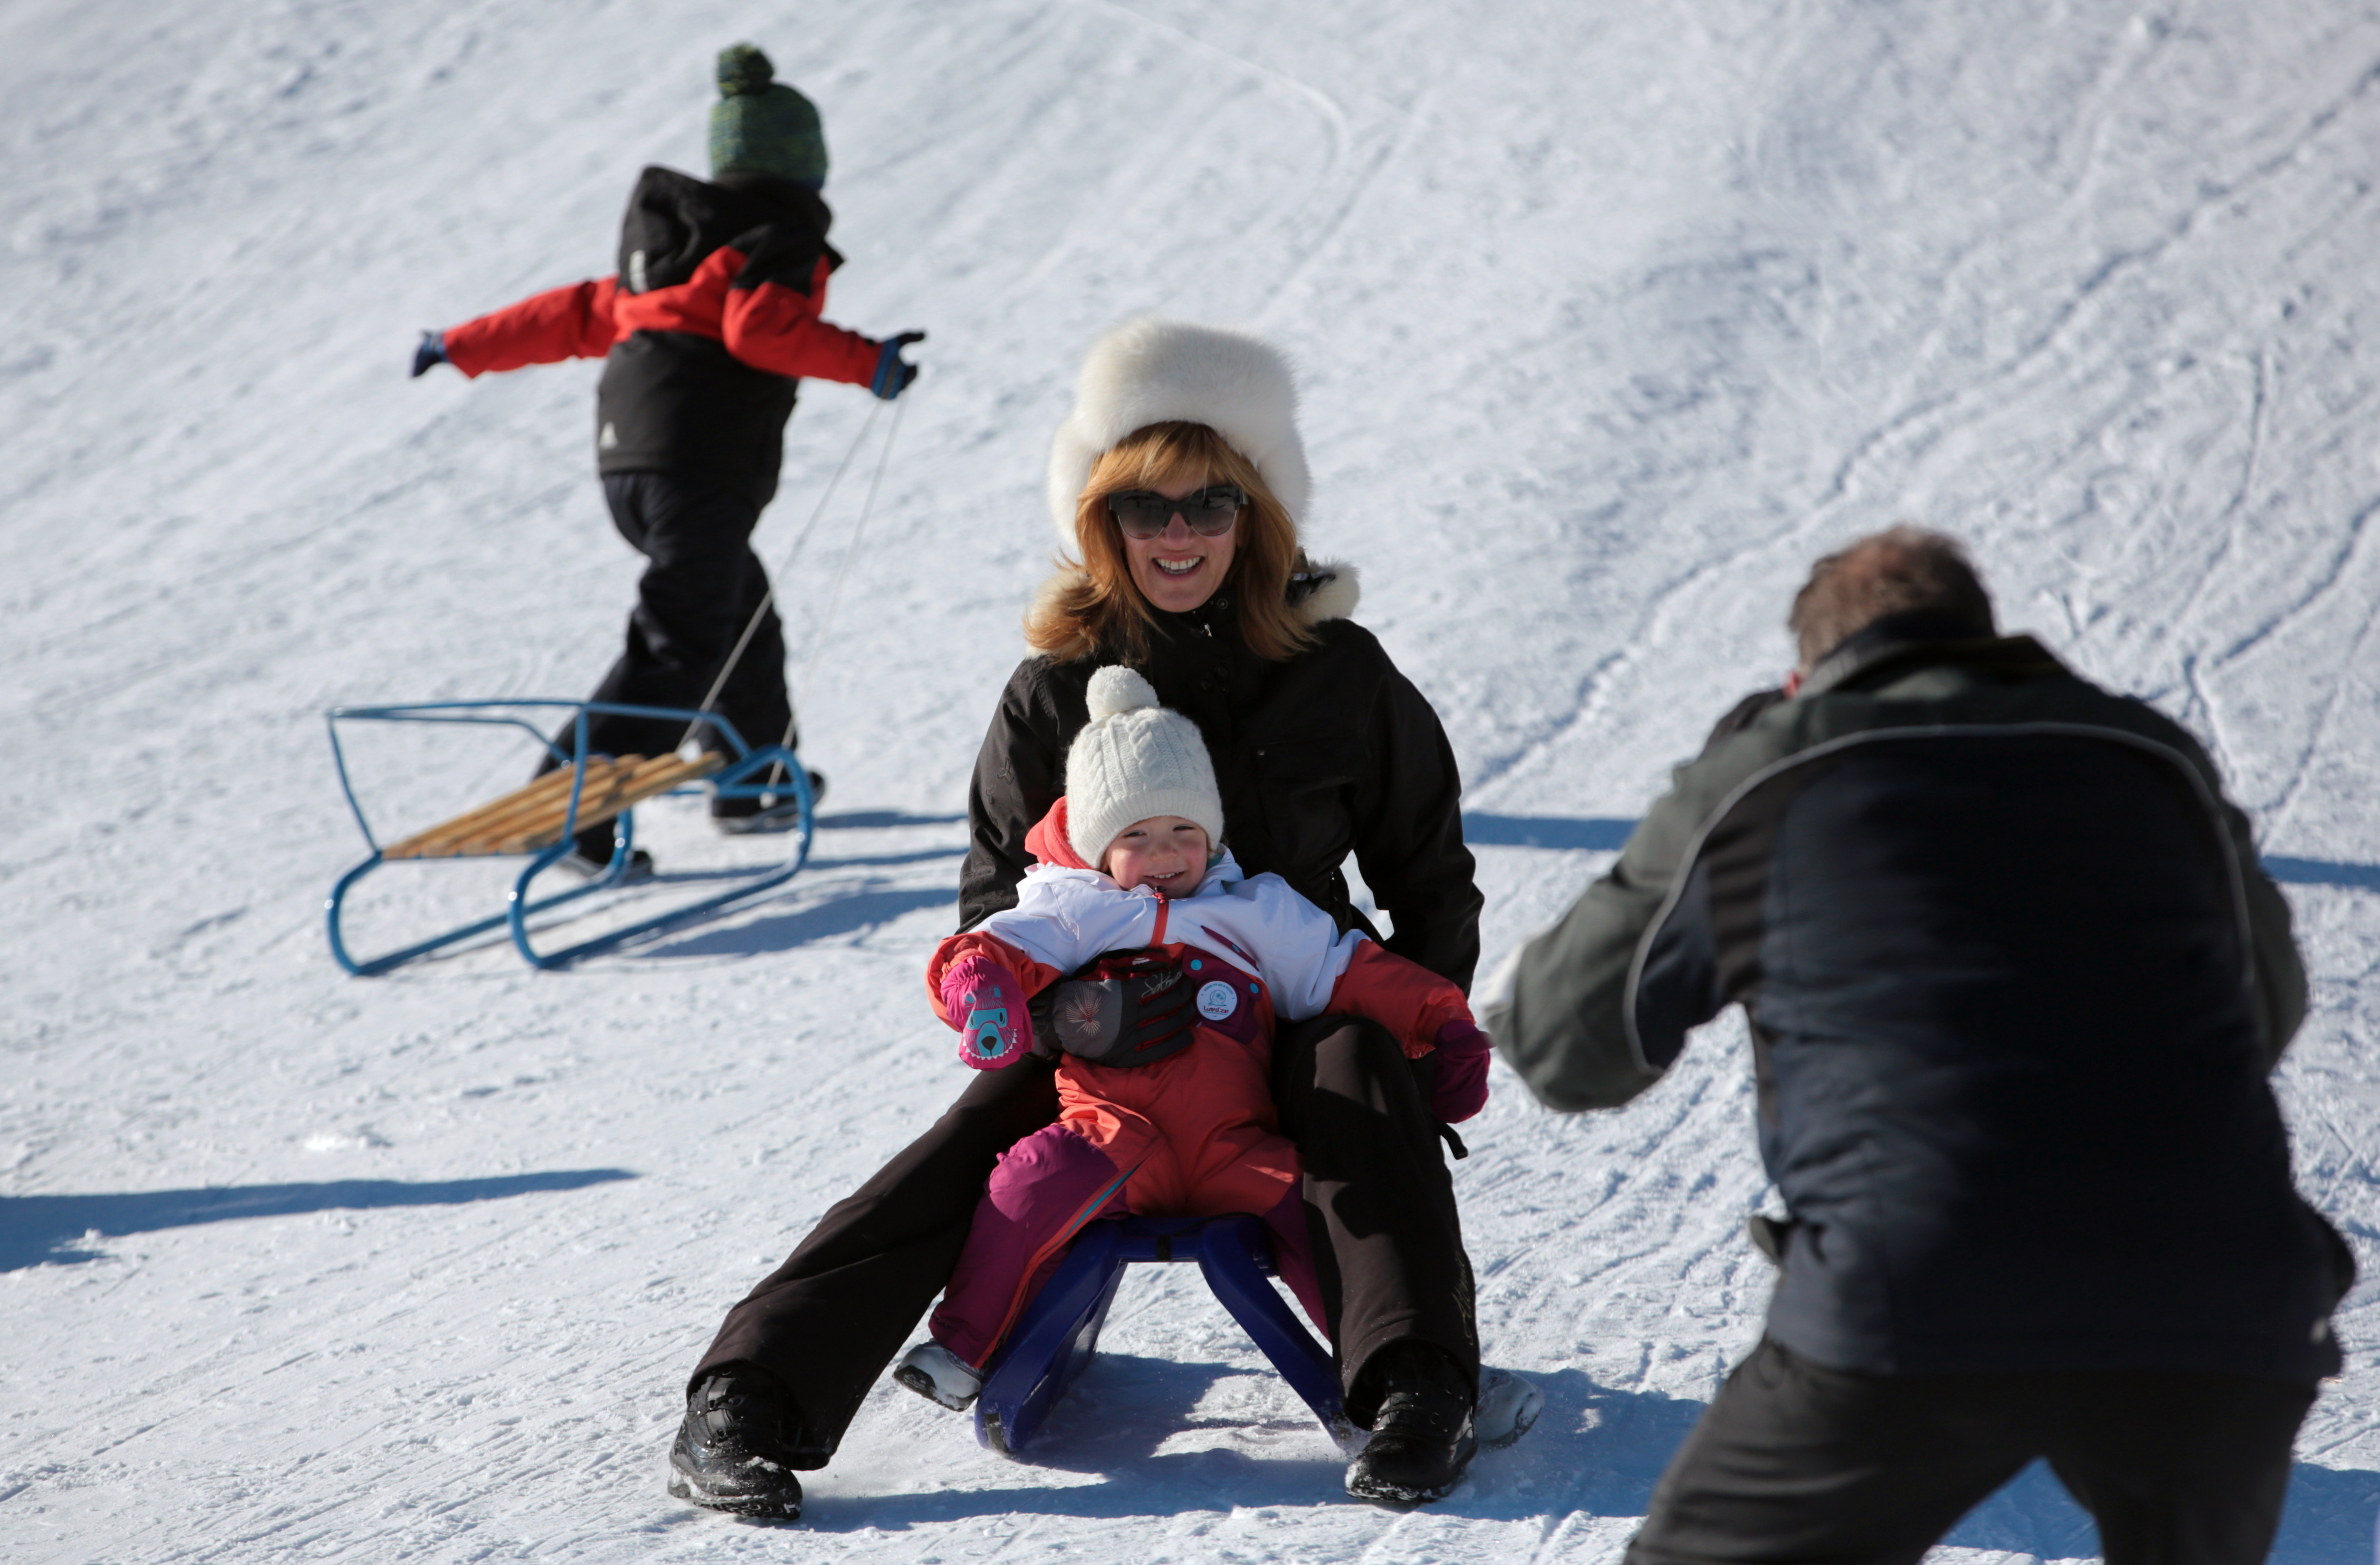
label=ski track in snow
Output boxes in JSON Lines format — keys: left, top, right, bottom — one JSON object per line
{"left": 6, "top": 2, "right": 2380, "bottom": 1562}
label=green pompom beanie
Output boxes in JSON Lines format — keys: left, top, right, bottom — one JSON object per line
{"left": 708, "top": 43, "right": 827, "bottom": 188}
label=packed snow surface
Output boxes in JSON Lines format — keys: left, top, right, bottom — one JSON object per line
{"left": 6, "top": 0, "right": 2380, "bottom": 1560}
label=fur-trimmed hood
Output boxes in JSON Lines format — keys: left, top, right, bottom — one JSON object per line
{"left": 1045, "top": 318, "right": 1311, "bottom": 538}
{"left": 1287, "top": 556, "right": 1361, "bottom": 626}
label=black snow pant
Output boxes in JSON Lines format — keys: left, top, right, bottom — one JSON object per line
{"left": 544, "top": 470, "right": 793, "bottom": 856}
{"left": 1626, "top": 1336, "right": 2316, "bottom": 1565}
{"left": 688, "top": 1014, "right": 1478, "bottom": 1464}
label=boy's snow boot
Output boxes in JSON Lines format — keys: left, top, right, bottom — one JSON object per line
{"left": 667, "top": 1367, "right": 805, "bottom": 1520}
{"left": 1344, "top": 1343, "right": 1477, "bottom": 1506}
{"left": 892, "top": 1341, "right": 983, "bottom": 1410}
{"left": 712, "top": 771, "right": 828, "bottom": 835}
{"left": 558, "top": 842, "right": 656, "bottom": 882}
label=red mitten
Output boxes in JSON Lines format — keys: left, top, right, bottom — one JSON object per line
{"left": 942, "top": 954, "right": 1032, "bottom": 1070}
{"left": 1430, "top": 1019, "right": 1491, "bottom": 1122}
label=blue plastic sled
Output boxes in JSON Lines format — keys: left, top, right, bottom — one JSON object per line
{"left": 974, "top": 1213, "right": 1349, "bottom": 1457}
{"left": 323, "top": 699, "right": 814, "bottom": 975}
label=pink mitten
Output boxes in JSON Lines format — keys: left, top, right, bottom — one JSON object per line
{"left": 943, "top": 955, "right": 1032, "bottom": 1070}
{"left": 1430, "top": 1018, "right": 1492, "bottom": 1122}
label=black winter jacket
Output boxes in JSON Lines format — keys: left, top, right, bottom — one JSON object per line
{"left": 596, "top": 169, "right": 857, "bottom": 508}
{"left": 444, "top": 167, "right": 879, "bottom": 510}
{"left": 961, "top": 569, "right": 1485, "bottom": 990}
{"left": 1486, "top": 616, "right": 2349, "bottom": 1382}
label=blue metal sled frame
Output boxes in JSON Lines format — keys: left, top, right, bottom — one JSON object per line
{"left": 323, "top": 699, "right": 814, "bottom": 976}
{"left": 974, "top": 1213, "right": 1346, "bottom": 1457}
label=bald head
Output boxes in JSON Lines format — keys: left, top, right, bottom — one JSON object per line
{"left": 1789, "top": 527, "right": 1995, "bottom": 671}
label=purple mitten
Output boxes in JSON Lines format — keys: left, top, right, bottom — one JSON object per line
{"left": 943, "top": 955, "right": 1032, "bottom": 1070}
{"left": 1430, "top": 1018, "right": 1492, "bottom": 1122}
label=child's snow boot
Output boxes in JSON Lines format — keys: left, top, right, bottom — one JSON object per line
{"left": 712, "top": 771, "right": 828, "bottom": 834}
{"left": 558, "top": 844, "right": 656, "bottom": 882}
{"left": 1474, "top": 1367, "right": 1545, "bottom": 1449}
{"left": 892, "top": 1341, "right": 983, "bottom": 1410}
{"left": 667, "top": 1367, "right": 804, "bottom": 1520}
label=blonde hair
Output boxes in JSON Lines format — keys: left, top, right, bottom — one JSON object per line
{"left": 1024, "top": 421, "right": 1316, "bottom": 664}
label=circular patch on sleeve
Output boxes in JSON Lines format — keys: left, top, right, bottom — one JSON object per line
{"left": 1196, "top": 980, "right": 1238, "bottom": 1021}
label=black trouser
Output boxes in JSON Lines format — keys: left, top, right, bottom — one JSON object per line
{"left": 1275, "top": 1013, "right": 1477, "bottom": 1426}
{"left": 1628, "top": 1336, "right": 2315, "bottom": 1565}
{"left": 545, "top": 471, "right": 793, "bottom": 852}
{"left": 689, "top": 1015, "right": 1478, "bottom": 1463}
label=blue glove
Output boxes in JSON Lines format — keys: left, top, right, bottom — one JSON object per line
{"left": 410, "top": 331, "right": 448, "bottom": 378}
{"left": 870, "top": 330, "right": 925, "bottom": 400}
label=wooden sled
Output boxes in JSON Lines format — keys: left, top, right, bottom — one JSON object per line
{"left": 324, "top": 699, "right": 814, "bottom": 975}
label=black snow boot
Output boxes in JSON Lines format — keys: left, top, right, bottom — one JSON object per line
{"left": 1344, "top": 1343, "right": 1478, "bottom": 1506}
{"left": 668, "top": 1366, "right": 805, "bottom": 1520}
{"left": 711, "top": 771, "right": 828, "bottom": 835}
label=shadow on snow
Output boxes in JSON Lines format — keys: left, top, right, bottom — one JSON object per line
{"left": 800, "top": 1364, "right": 2378, "bottom": 1561}
{"left": 814, "top": 810, "right": 968, "bottom": 831}
{"left": 2264, "top": 856, "right": 2380, "bottom": 892}
{"left": 636, "top": 886, "right": 952, "bottom": 957}
{"left": 1, "top": 1169, "right": 635, "bottom": 1272}
{"left": 1462, "top": 813, "right": 1637, "bottom": 852}
{"left": 1944, "top": 1449, "right": 2380, "bottom": 1564}
{"left": 802, "top": 1367, "right": 1706, "bottom": 1530}
{"left": 1466, "top": 815, "right": 2380, "bottom": 897}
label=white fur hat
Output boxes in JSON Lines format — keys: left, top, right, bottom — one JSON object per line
{"left": 1045, "top": 317, "right": 1311, "bottom": 540}
{"left": 1065, "top": 666, "right": 1225, "bottom": 869}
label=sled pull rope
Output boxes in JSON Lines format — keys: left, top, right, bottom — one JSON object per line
{"left": 794, "top": 393, "right": 907, "bottom": 714}
{"left": 675, "top": 400, "right": 884, "bottom": 755}
{"left": 744, "top": 398, "right": 906, "bottom": 794}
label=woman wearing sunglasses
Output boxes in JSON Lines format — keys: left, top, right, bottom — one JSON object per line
{"left": 672, "top": 319, "right": 1494, "bottom": 1514}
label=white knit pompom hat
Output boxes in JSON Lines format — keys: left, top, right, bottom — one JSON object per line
{"left": 1065, "top": 667, "right": 1225, "bottom": 868}
{"left": 1045, "top": 317, "right": 1311, "bottom": 540}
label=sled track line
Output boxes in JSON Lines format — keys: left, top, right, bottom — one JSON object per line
{"left": 2253, "top": 509, "right": 2380, "bottom": 837}
{"left": 1081, "top": 0, "right": 1366, "bottom": 332}
{"left": 1466, "top": 502, "right": 1820, "bottom": 795}
{"left": 2210, "top": 489, "right": 2380, "bottom": 674}
{"left": 2118, "top": 348, "right": 2272, "bottom": 692}
{"left": 1082, "top": 0, "right": 1350, "bottom": 173}
{"left": 1814, "top": 54, "right": 2380, "bottom": 530}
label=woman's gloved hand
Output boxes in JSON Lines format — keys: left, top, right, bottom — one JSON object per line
{"left": 1429, "top": 1018, "right": 1491, "bottom": 1122}
{"left": 410, "top": 330, "right": 448, "bottom": 378}
{"left": 941, "top": 954, "right": 1032, "bottom": 1069}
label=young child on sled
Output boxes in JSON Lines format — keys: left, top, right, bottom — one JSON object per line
{"left": 891, "top": 666, "right": 1490, "bottom": 1410}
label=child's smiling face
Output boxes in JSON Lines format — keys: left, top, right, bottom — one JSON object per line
{"left": 1101, "top": 815, "right": 1211, "bottom": 898}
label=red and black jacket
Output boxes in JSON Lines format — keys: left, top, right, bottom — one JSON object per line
{"left": 441, "top": 167, "right": 882, "bottom": 508}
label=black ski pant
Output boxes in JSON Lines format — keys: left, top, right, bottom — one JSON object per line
{"left": 542, "top": 471, "right": 793, "bottom": 854}
{"left": 1626, "top": 1336, "right": 2315, "bottom": 1565}
{"left": 689, "top": 1015, "right": 1478, "bottom": 1463}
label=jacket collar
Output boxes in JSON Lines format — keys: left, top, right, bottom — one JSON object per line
{"left": 709, "top": 167, "right": 835, "bottom": 230}
{"left": 1800, "top": 610, "right": 2068, "bottom": 699}
{"left": 1152, "top": 589, "right": 1239, "bottom": 645}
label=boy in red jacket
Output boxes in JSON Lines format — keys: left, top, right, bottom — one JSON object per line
{"left": 411, "top": 43, "right": 923, "bottom": 868}
{"left": 889, "top": 668, "right": 1492, "bottom": 1411}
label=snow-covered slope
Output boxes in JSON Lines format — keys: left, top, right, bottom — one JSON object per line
{"left": 4, "top": 1, "right": 2377, "bottom": 1560}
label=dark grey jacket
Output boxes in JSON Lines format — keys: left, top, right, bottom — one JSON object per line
{"left": 1486, "top": 618, "right": 2347, "bottom": 1381}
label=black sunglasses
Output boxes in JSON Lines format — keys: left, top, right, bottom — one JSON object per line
{"left": 1107, "top": 485, "right": 1245, "bottom": 540}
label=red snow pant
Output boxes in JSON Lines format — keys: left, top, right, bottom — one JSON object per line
{"left": 929, "top": 1121, "right": 1327, "bottom": 1368}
